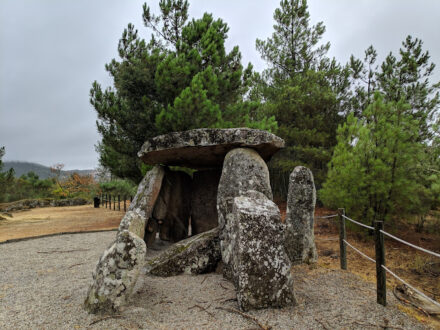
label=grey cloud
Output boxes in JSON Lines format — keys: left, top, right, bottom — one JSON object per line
{"left": 1, "top": 0, "right": 439, "bottom": 170}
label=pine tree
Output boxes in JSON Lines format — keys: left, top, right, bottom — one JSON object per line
{"left": 92, "top": 1, "right": 276, "bottom": 182}
{"left": 320, "top": 93, "right": 433, "bottom": 224}
{"left": 255, "top": 0, "right": 350, "bottom": 195}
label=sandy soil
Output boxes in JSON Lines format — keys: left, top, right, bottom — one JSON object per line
{"left": 0, "top": 205, "right": 124, "bottom": 242}
{"left": 0, "top": 231, "right": 428, "bottom": 329}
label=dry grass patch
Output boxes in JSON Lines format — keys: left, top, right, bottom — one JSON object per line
{"left": 0, "top": 205, "right": 124, "bottom": 242}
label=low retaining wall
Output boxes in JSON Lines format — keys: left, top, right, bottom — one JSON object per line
{"left": 0, "top": 198, "right": 90, "bottom": 213}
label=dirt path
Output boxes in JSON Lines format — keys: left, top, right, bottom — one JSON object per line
{"left": 0, "top": 231, "right": 428, "bottom": 329}
{"left": 0, "top": 205, "right": 123, "bottom": 242}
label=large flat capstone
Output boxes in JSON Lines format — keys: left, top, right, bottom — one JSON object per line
{"left": 138, "top": 128, "right": 285, "bottom": 169}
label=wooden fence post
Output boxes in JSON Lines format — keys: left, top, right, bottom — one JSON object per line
{"left": 124, "top": 196, "right": 127, "bottom": 212}
{"left": 113, "top": 195, "right": 116, "bottom": 210}
{"left": 118, "top": 195, "right": 120, "bottom": 211}
{"left": 338, "top": 208, "right": 347, "bottom": 270}
{"left": 374, "top": 221, "right": 386, "bottom": 306}
{"left": 109, "top": 194, "right": 112, "bottom": 209}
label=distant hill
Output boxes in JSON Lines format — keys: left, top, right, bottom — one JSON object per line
{"left": 3, "top": 161, "right": 95, "bottom": 179}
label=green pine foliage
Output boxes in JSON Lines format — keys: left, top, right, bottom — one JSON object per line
{"left": 255, "top": 0, "right": 350, "bottom": 196}
{"left": 92, "top": 0, "right": 276, "bottom": 182}
{"left": 321, "top": 93, "right": 438, "bottom": 225}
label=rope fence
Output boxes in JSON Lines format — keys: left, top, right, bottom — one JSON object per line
{"left": 380, "top": 230, "right": 440, "bottom": 259}
{"left": 382, "top": 265, "right": 440, "bottom": 309}
{"left": 343, "top": 239, "right": 376, "bottom": 264}
{"left": 342, "top": 214, "right": 374, "bottom": 230}
{"left": 329, "top": 208, "right": 440, "bottom": 309}
{"left": 315, "top": 214, "right": 338, "bottom": 219}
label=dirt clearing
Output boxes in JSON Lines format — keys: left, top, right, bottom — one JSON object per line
{"left": 0, "top": 205, "right": 123, "bottom": 242}
{"left": 0, "top": 231, "right": 428, "bottom": 329}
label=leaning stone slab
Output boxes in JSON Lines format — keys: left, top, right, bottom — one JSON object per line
{"left": 84, "top": 230, "right": 146, "bottom": 314}
{"left": 123, "top": 165, "right": 165, "bottom": 222}
{"left": 230, "top": 195, "right": 296, "bottom": 311}
{"left": 145, "top": 227, "right": 221, "bottom": 276}
{"left": 284, "top": 166, "right": 318, "bottom": 265}
{"left": 85, "top": 166, "right": 164, "bottom": 314}
{"left": 191, "top": 169, "right": 221, "bottom": 235}
{"left": 138, "top": 128, "right": 284, "bottom": 169}
{"left": 217, "top": 148, "right": 273, "bottom": 279}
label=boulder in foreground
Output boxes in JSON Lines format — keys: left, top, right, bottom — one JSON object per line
{"left": 84, "top": 230, "right": 146, "bottom": 314}
{"left": 229, "top": 194, "right": 296, "bottom": 311}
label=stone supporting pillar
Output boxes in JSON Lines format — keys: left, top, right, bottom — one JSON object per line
{"left": 284, "top": 166, "right": 318, "bottom": 265}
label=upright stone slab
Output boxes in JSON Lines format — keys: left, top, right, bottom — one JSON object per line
{"left": 284, "top": 166, "right": 317, "bottom": 265}
{"left": 230, "top": 194, "right": 295, "bottom": 311}
{"left": 85, "top": 166, "right": 164, "bottom": 314}
{"left": 191, "top": 169, "right": 221, "bottom": 235}
{"left": 84, "top": 230, "right": 146, "bottom": 314}
{"left": 151, "top": 169, "right": 192, "bottom": 243}
{"left": 217, "top": 148, "right": 273, "bottom": 279}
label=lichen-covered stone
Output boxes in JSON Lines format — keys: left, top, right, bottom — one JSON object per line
{"left": 146, "top": 227, "right": 221, "bottom": 276}
{"left": 151, "top": 169, "right": 192, "bottom": 242}
{"left": 84, "top": 230, "right": 146, "bottom": 314}
{"left": 85, "top": 166, "right": 164, "bottom": 314}
{"left": 118, "top": 210, "right": 147, "bottom": 239}
{"left": 138, "top": 128, "right": 284, "bottom": 169}
{"left": 123, "top": 165, "right": 165, "bottom": 222}
{"left": 284, "top": 166, "right": 317, "bottom": 265}
{"left": 191, "top": 169, "right": 221, "bottom": 235}
{"left": 230, "top": 195, "right": 296, "bottom": 311}
{"left": 217, "top": 148, "right": 273, "bottom": 279}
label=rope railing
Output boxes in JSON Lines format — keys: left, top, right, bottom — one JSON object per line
{"left": 380, "top": 230, "right": 440, "bottom": 259}
{"left": 333, "top": 208, "right": 440, "bottom": 308}
{"left": 342, "top": 214, "right": 374, "bottom": 230}
{"left": 382, "top": 265, "right": 440, "bottom": 309}
{"left": 315, "top": 214, "right": 338, "bottom": 219}
{"left": 343, "top": 239, "right": 376, "bottom": 263}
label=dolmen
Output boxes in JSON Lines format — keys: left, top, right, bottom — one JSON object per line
{"left": 84, "top": 128, "right": 317, "bottom": 314}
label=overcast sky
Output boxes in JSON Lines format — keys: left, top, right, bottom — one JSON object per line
{"left": 1, "top": 0, "right": 439, "bottom": 170}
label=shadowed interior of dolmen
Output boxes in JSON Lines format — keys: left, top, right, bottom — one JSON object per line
{"left": 144, "top": 166, "right": 221, "bottom": 247}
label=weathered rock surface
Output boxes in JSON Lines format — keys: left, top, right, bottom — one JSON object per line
{"left": 85, "top": 166, "right": 164, "bottom": 314}
{"left": 124, "top": 165, "right": 165, "bottom": 222}
{"left": 191, "top": 169, "right": 221, "bottom": 235}
{"left": 151, "top": 169, "right": 192, "bottom": 243}
{"left": 217, "top": 148, "right": 273, "bottom": 279}
{"left": 146, "top": 227, "right": 221, "bottom": 276}
{"left": 284, "top": 166, "right": 317, "bottom": 265}
{"left": 229, "top": 194, "right": 296, "bottom": 311}
{"left": 84, "top": 230, "right": 146, "bottom": 314}
{"left": 138, "top": 128, "right": 284, "bottom": 169}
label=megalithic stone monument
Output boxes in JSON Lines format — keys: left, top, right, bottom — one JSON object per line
{"left": 84, "top": 128, "right": 297, "bottom": 313}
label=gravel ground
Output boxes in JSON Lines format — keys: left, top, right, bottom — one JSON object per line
{"left": 0, "top": 231, "right": 429, "bottom": 329}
